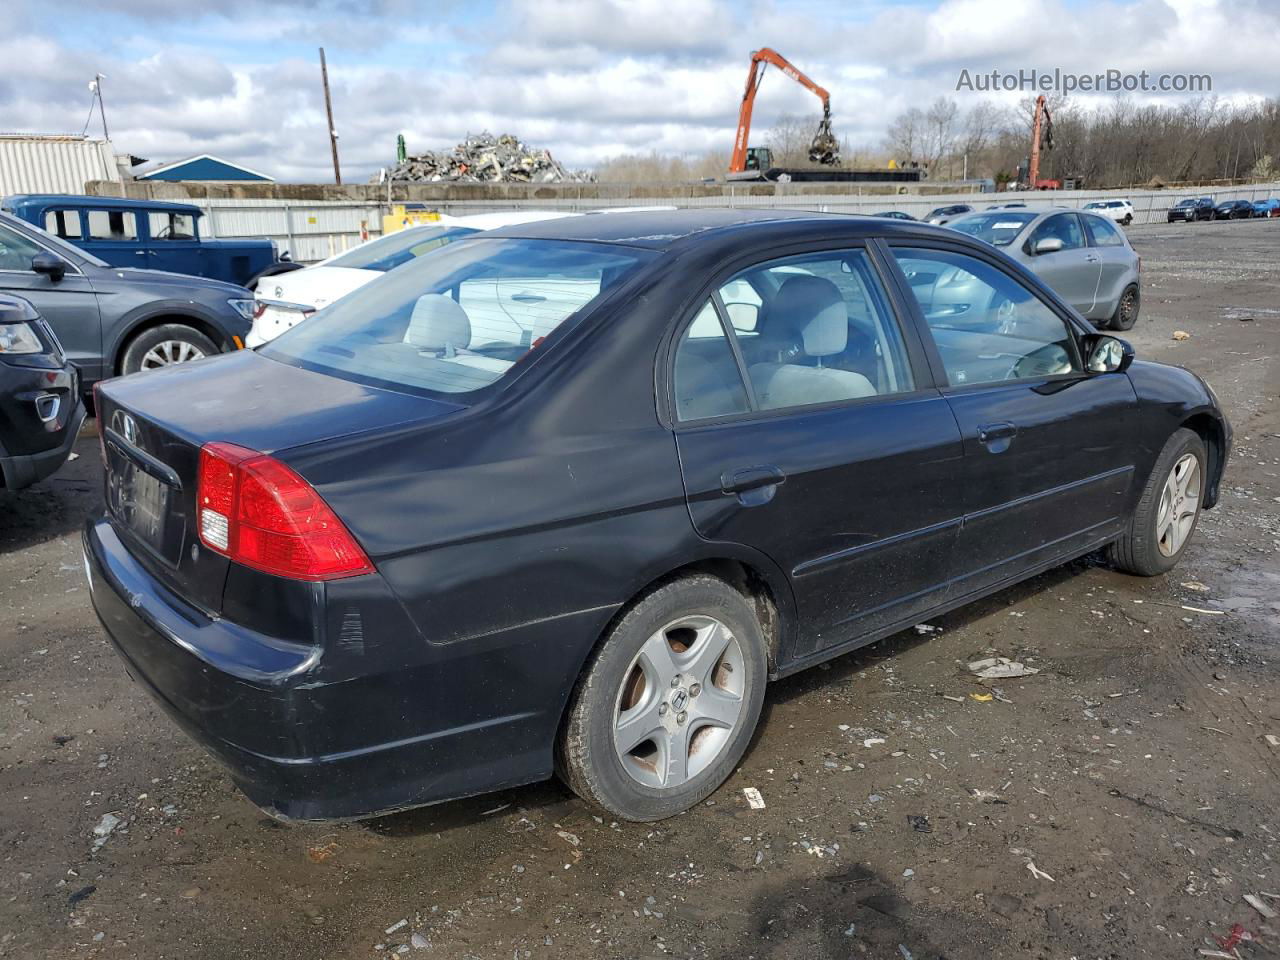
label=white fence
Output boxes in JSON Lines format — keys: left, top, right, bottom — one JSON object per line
{"left": 192, "top": 182, "right": 1280, "bottom": 262}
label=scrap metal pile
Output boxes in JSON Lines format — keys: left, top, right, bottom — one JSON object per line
{"left": 384, "top": 133, "right": 594, "bottom": 184}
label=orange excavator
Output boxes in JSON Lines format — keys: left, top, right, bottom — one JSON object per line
{"left": 729, "top": 47, "right": 840, "bottom": 174}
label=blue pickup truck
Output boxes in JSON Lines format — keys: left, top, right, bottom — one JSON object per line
{"left": 1, "top": 195, "right": 296, "bottom": 288}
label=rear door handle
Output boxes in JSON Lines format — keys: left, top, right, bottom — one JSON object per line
{"left": 720, "top": 465, "right": 786, "bottom": 505}
{"left": 977, "top": 421, "right": 1018, "bottom": 451}
{"left": 1085, "top": 254, "right": 1100, "bottom": 263}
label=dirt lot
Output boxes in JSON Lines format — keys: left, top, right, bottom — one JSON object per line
{"left": 2, "top": 218, "right": 1278, "bottom": 960}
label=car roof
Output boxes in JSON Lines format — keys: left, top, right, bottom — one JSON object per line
{"left": 3, "top": 193, "right": 203, "bottom": 215}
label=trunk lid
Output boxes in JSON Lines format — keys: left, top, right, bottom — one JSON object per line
{"left": 96, "top": 349, "right": 462, "bottom": 613}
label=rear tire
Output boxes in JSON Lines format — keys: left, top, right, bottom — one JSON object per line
{"left": 1107, "top": 428, "right": 1206, "bottom": 576}
{"left": 120, "top": 324, "right": 218, "bottom": 375}
{"left": 556, "top": 575, "right": 768, "bottom": 821}
{"left": 1108, "top": 284, "right": 1140, "bottom": 331}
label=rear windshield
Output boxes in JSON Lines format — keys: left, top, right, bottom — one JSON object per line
{"left": 262, "top": 238, "right": 655, "bottom": 396}
{"left": 947, "top": 212, "right": 1038, "bottom": 246}
{"left": 326, "top": 225, "right": 480, "bottom": 272}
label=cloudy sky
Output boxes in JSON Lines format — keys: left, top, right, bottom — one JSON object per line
{"left": 3, "top": 0, "right": 1276, "bottom": 182}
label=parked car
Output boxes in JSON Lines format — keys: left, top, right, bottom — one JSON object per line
{"left": 2, "top": 195, "right": 293, "bottom": 289}
{"left": 1082, "top": 199, "right": 1134, "bottom": 225}
{"left": 86, "top": 209, "right": 1230, "bottom": 823}
{"left": 1249, "top": 198, "right": 1280, "bottom": 218}
{"left": 1213, "top": 199, "right": 1253, "bottom": 220}
{"left": 986, "top": 202, "right": 1028, "bottom": 209}
{"left": 872, "top": 211, "right": 915, "bottom": 220}
{"left": 247, "top": 211, "right": 575, "bottom": 347}
{"left": 1167, "top": 197, "right": 1215, "bottom": 222}
{"left": 0, "top": 211, "right": 253, "bottom": 386}
{"left": 0, "top": 294, "right": 85, "bottom": 490}
{"left": 947, "top": 208, "right": 1141, "bottom": 330}
{"left": 924, "top": 204, "right": 973, "bottom": 225}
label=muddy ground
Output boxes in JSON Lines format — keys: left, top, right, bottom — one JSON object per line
{"left": 2, "top": 219, "right": 1278, "bottom": 960}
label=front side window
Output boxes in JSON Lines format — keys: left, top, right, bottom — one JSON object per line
{"left": 1083, "top": 215, "right": 1124, "bottom": 247}
{"left": 948, "top": 212, "right": 1037, "bottom": 247}
{"left": 44, "top": 210, "right": 82, "bottom": 240}
{"left": 1027, "top": 213, "right": 1084, "bottom": 252}
{"left": 86, "top": 210, "right": 138, "bottom": 241}
{"left": 0, "top": 223, "right": 44, "bottom": 271}
{"left": 263, "top": 238, "right": 654, "bottom": 396}
{"left": 891, "top": 246, "right": 1081, "bottom": 386}
{"left": 326, "top": 226, "right": 479, "bottom": 272}
{"left": 148, "top": 212, "right": 196, "bottom": 240}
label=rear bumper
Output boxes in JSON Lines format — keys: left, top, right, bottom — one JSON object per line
{"left": 84, "top": 515, "right": 605, "bottom": 820}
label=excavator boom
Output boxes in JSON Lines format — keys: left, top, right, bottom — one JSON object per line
{"left": 730, "top": 47, "right": 839, "bottom": 173}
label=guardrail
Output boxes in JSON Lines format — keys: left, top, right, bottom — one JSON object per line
{"left": 192, "top": 182, "right": 1280, "bottom": 262}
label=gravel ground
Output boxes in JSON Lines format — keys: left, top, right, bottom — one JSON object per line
{"left": 2, "top": 218, "right": 1277, "bottom": 960}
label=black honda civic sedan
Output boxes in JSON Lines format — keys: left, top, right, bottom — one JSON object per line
{"left": 85, "top": 210, "right": 1230, "bottom": 822}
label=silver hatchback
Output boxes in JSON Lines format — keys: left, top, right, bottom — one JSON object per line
{"left": 946, "top": 208, "right": 1140, "bottom": 331}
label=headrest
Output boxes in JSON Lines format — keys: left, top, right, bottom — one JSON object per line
{"left": 772, "top": 275, "right": 847, "bottom": 357}
{"left": 406, "top": 293, "right": 470, "bottom": 352}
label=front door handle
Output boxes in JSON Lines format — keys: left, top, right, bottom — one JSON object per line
{"left": 1085, "top": 254, "right": 1100, "bottom": 263}
{"left": 721, "top": 465, "right": 786, "bottom": 505}
{"left": 977, "top": 421, "right": 1018, "bottom": 453}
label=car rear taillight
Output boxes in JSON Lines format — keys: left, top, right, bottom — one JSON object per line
{"left": 252, "top": 300, "right": 268, "bottom": 320}
{"left": 197, "top": 441, "right": 373, "bottom": 581}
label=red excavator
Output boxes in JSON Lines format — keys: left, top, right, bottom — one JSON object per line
{"left": 729, "top": 47, "right": 840, "bottom": 175}
{"left": 1026, "top": 94, "right": 1059, "bottom": 189}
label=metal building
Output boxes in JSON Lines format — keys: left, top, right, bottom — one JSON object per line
{"left": 0, "top": 135, "right": 121, "bottom": 195}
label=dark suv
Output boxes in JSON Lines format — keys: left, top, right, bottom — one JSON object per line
{"left": 1167, "top": 197, "right": 1214, "bottom": 222}
{"left": 0, "top": 294, "right": 84, "bottom": 490}
{"left": 0, "top": 212, "right": 253, "bottom": 388}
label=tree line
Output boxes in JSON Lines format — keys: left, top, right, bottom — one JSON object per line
{"left": 596, "top": 95, "right": 1280, "bottom": 186}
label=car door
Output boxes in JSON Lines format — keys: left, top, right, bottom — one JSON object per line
{"left": 1081, "top": 213, "right": 1133, "bottom": 316}
{"left": 670, "top": 244, "right": 966, "bottom": 662}
{"left": 1023, "top": 213, "right": 1100, "bottom": 315}
{"left": 0, "top": 219, "right": 103, "bottom": 380}
{"left": 885, "top": 242, "right": 1139, "bottom": 598}
{"left": 82, "top": 208, "right": 147, "bottom": 269}
{"left": 144, "top": 211, "right": 204, "bottom": 277}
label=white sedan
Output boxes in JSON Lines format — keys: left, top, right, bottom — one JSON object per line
{"left": 245, "top": 211, "right": 574, "bottom": 347}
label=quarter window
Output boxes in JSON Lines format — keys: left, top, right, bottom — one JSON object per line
{"left": 673, "top": 302, "right": 750, "bottom": 421}
{"left": 891, "top": 247, "right": 1081, "bottom": 386}
{"left": 86, "top": 210, "right": 138, "bottom": 241}
{"left": 44, "top": 210, "right": 83, "bottom": 240}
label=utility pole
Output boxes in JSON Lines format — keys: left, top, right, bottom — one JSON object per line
{"left": 90, "top": 74, "right": 109, "bottom": 140}
{"left": 319, "top": 48, "right": 341, "bottom": 184}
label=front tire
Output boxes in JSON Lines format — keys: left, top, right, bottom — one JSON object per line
{"left": 556, "top": 575, "right": 768, "bottom": 821}
{"left": 1108, "top": 428, "right": 1206, "bottom": 576}
{"left": 120, "top": 324, "right": 217, "bottom": 375}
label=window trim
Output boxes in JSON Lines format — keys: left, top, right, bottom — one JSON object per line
{"left": 663, "top": 239, "right": 937, "bottom": 429}
{"left": 880, "top": 237, "right": 1092, "bottom": 392}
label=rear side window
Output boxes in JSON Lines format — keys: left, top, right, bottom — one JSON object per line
{"left": 1083, "top": 215, "right": 1124, "bottom": 246}
{"left": 44, "top": 210, "right": 82, "bottom": 240}
{"left": 674, "top": 302, "right": 750, "bottom": 421}
{"left": 263, "top": 238, "right": 655, "bottom": 396}
{"left": 87, "top": 210, "right": 138, "bottom": 241}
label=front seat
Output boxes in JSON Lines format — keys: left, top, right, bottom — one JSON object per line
{"left": 747, "top": 275, "right": 875, "bottom": 410}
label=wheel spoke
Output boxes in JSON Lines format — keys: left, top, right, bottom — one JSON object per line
{"left": 694, "top": 685, "right": 742, "bottom": 729}
{"left": 637, "top": 629, "right": 679, "bottom": 688}
{"left": 614, "top": 698, "right": 665, "bottom": 756}
{"left": 662, "top": 724, "right": 691, "bottom": 786}
{"left": 683, "top": 621, "right": 733, "bottom": 685}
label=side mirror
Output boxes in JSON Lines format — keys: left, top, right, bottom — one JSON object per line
{"left": 1033, "top": 237, "right": 1064, "bottom": 255}
{"left": 1085, "top": 334, "right": 1134, "bottom": 374}
{"left": 31, "top": 252, "right": 66, "bottom": 283}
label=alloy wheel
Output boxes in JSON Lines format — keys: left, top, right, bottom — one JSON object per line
{"left": 1156, "top": 453, "right": 1201, "bottom": 557}
{"left": 613, "top": 615, "right": 746, "bottom": 789}
{"left": 140, "top": 339, "right": 207, "bottom": 369}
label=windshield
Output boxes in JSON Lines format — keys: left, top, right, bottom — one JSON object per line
{"left": 263, "top": 238, "right": 656, "bottom": 396}
{"left": 325, "top": 225, "right": 480, "bottom": 272}
{"left": 947, "top": 212, "right": 1038, "bottom": 246}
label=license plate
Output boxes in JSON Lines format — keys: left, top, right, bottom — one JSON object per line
{"left": 106, "top": 452, "right": 170, "bottom": 554}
